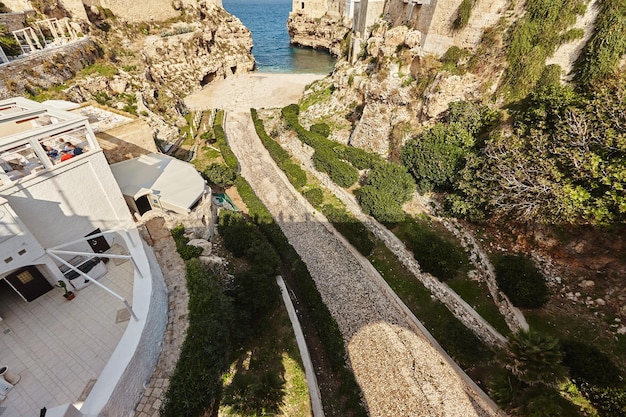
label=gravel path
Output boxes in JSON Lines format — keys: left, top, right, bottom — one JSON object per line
{"left": 185, "top": 74, "right": 503, "bottom": 417}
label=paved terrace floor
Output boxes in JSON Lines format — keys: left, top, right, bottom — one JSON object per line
{"left": 0, "top": 257, "right": 134, "bottom": 416}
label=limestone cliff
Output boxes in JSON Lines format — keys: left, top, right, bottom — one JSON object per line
{"left": 299, "top": 20, "right": 500, "bottom": 157}
{"left": 142, "top": 5, "right": 254, "bottom": 95}
{"left": 287, "top": 12, "right": 350, "bottom": 56}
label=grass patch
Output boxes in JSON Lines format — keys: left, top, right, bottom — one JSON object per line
{"left": 299, "top": 80, "right": 334, "bottom": 111}
{"left": 447, "top": 277, "right": 510, "bottom": 335}
{"left": 78, "top": 62, "right": 119, "bottom": 78}
{"left": 393, "top": 217, "right": 471, "bottom": 281}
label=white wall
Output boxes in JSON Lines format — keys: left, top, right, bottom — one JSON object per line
{"left": 1, "top": 151, "right": 134, "bottom": 251}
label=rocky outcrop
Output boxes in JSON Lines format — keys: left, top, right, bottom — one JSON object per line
{"left": 300, "top": 19, "right": 500, "bottom": 157}
{"left": 142, "top": 5, "right": 254, "bottom": 97}
{"left": 0, "top": 37, "right": 102, "bottom": 99}
{"left": 287, "top": 12, "right": 350, "bottom": 56}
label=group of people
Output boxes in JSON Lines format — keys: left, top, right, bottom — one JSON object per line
{"left": 44, "top": 142, "right": 83, "bottom": 162}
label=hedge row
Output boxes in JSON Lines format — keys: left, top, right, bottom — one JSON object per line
{"left": 250, "top": 108, "right": 307, "bottom": 189}
{"left": 161, "top": 258, "right": 233, "bottom": 417}
{"left": 251, "top": 110, "right": 375, "bottom": 256}
{"left": 281, "top": 104, "right": 359, "bottom": 187}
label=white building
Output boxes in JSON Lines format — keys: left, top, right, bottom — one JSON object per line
{"left": 0, "top": 97, "right": 168, "bottom": 416}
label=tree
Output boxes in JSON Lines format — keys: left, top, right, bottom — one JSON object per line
{"left": 400, "top": 123, "right": 474, "bottom": 192}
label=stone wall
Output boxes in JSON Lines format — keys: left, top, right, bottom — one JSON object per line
{"left": 0, "top": 37, "right": 102, "bottom": 99}
{"left": 0, "top": 11, "right": 34, "bottom": 31}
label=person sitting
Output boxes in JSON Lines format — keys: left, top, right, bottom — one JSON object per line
{"left": 60, "top": 150, "right": 74, "bottom": 162}
{"left": 65, "top": 142, "right": 83, "bottom": 156}
{"left": 44, "top": 145, "right": 59, "bottom": 159}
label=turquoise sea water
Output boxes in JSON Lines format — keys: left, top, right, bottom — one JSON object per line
{"left": 222, "top": 0, "right": 336, "bottom": 73}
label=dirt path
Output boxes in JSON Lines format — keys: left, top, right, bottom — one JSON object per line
{"left": 185, "top": 74, "right": 502, "bottom": 417}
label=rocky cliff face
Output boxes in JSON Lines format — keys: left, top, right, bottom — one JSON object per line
{"left": 299, "top": 21, "right": 499, "bottom": 157}
{"left": 287, "top": 12, "right": 350, "bottom": 56}
{"left": 0, "top": 38, "right": 103, "bottom": 100}
{"left": 142, "top": 5, "right": 254, "bottom": 96}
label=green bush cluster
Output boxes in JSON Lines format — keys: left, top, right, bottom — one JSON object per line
{"left": 396, "top": 219, "right": 469, "bottom": 280}
{"left": 282, "top": 104, "right": 359, "bottom": 188}
{"left": 170, "top": 224, "right": 203, "bottom": 260}
{"left": 401, "top": 123, "right": 474, "bottom": 192}
{"left": 303, "top": 187, "right": 324, "bottom": 207}
{"left": 202, "top": 162, "right": 237, "bottom": 186}
{"left": 161, "top": 259, "right": 233, "bottom": 417}
{"left": 562, "top": 340, "right": 626, "bottom": 416}
{"left": 251, "top": 109, "right": 307, "bottom": 189}
{"left": 493, "top": 254, "right": 548, "bottom": 308}
{"left": 575, "top": 0, "right": 626, "bottom": 89}
{"left": 358, "top": 163, "right": 415, "bottom": 224}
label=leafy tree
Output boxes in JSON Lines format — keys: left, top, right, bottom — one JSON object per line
{"left": 401, "top": 123, "right": 474, "bottom": 192}
{"left": 365, "top": 163, "right": 415, "bottom": 203}
{"left": 202, "top": 163, "right": 237, "bottom": 186}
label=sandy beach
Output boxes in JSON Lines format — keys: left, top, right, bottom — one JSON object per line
{"left": 184, "top": 72, "right": 325, "bottom": 111}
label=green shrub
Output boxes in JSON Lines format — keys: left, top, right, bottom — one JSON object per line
{"left": 214, "top": 110, "right": 238, "bottom": 170}
{"left": 161, "top": 259, "right": 233, "bottom": 417}
{"left": 493, "top": 254, "right": 548, "bottom": 308}
{"left": 401, "top": 123, "right": 474, "bottom": 192}
{"left": 579, "top": 383, "right": 626, "bottom": 417}
{"left": 505, "top": 330, "right": 568, "bottom": 386}
{"left": 202, "top": 163, "right": 237, "bottom": 186}
{"left": 366, "top": 163, "right": 415, "bottom": 203}
{"left": 561, "top": 340, "right": 624, "bottom": 387}
{"left": 312, "top": 147, "right": 358, "bottom": 187}
{"left": 282, "top": 104, "right": 359, "bottom": 188}
{"left": 310, "top": 122, "right": 330, "bottom": 138}
{"left": 303, "top": 187, "right": 324, "bottom": 207}
{"left": 170, "top": 224, "right": 203, "bottom": 260}
{"left": 358, "top": 185, "right": 405, "bottom": 223}
{"left": 333, "top": 145, "right": 384, "bottom": 170}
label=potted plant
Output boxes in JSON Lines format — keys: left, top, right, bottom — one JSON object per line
{"left": 56, "top": 280, "right": 75, "bottom": 300}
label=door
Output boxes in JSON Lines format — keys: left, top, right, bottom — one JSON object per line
{"left": 86, "top": 228, "right": 111, "bottom": 253}
{"left": 5, "top": 266, "right": 53, "bottom": 302}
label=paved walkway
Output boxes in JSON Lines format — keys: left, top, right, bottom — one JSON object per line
{"left": 134, "top": 218, "right": 188, "bottom": 417}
